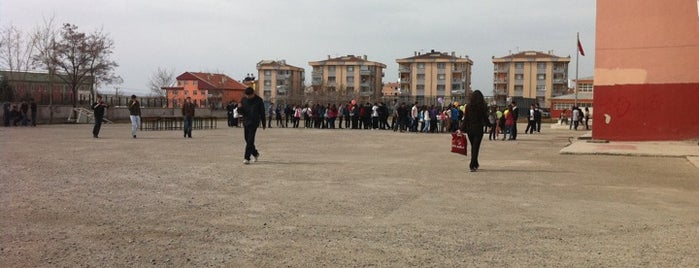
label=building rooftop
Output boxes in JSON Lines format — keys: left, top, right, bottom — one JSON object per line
{"left": 494, "top": 51, "right": 571, "bottom": 60}
{"left": 310, "top": 55, "right": 387, "bottom": 68}
{"left": 256, "top": 60, "right": 304, "bottom": 71}
{"left": 176, "top": 72, "right": 247, "bottom": 90}
{"left": 397, "top": 50, "right": 472, "bottom": 62}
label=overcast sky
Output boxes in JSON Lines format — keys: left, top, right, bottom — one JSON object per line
{"left": 1, "top": 0, "right": 596, "bottom": 96}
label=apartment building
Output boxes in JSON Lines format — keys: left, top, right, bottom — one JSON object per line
{"left": 309, "top": 55, "right": 386, "bottom": 102}
{"left": 396, "top": 50, "right": 473, "bottom": 105}
{"left": 492, "top": 51, "right": 570, "bottom": 108}
{"left": 256, "top": 60, "right": 305, "bottom": 104}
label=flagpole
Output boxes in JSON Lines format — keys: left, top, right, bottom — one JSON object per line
{"left": 575, "top": 32, "right": 579, "bottom": 107}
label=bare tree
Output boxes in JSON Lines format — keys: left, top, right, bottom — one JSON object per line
{"left": 147, "top": 67, "right": 175, "bottom": 97}
{"left": 0, "top": 23, "right": 36, "bottom": 72}
{"left": 38, "top": 23, "right": 118, "bottom": 107}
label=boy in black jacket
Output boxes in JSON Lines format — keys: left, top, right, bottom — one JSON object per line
{"left": 238, "top": 87, "right": 266, "bottom": 164}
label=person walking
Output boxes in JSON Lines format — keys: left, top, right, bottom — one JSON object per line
{"left": 462, "top": 90, "right": 489, "bottom": 172}
{"left": 92, "top": 95, "right": 108, "bottom": 138}
{"left": 182, "top": 96, "right": 195, "bottom": 138}
{"left": 128, "top": 95, "right": 141, "bottom": 138}
{"left": 239, "top": 87, "right": 266, "bottom": 164}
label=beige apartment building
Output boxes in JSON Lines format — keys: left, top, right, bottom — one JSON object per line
{"left": 492, "top": 51, "right": 570, "bottom": 107}
{"left": 256, "top": 60, "right": 305, "bottom": 104}
{"left": 397, "top": 50, "right": 473, "bottom": 105}
{"left": 309, "top": 55, "right": 386, "bottom": 102}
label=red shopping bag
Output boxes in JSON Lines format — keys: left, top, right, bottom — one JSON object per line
{"left": 451, "top": 131, "right": 468, "bottom": 156}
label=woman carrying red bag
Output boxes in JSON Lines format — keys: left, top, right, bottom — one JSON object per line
{"left": 462, "top": 90, "right": 489, "bottom": 172}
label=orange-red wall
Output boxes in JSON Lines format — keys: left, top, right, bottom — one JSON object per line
{"left": 593, "top": 0, "right": 699, "bottom": 140}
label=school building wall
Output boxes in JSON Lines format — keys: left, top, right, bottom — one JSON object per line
{"left": 593, "top": 0, "right": 699, "bottom": 141}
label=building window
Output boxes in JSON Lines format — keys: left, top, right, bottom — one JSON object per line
{"left": 437, "top": 63, "right": 446, "bottom": 69}
{"left": 537, "top": 74, "right": 546, "bottom": 80}
{"left": 437, "top": 85, "right": 446, "bottom": 91}
{"left": 515, "top": 74, "right": 524, "bottom": 80}
{"left": 416, "top": 85, "right": 425, "bottom": 90}
{"left": 537, "top": 85, "right": 546, "bottom": 91}
{"left": 437, "top": 74, "right": 446, "bottom": 80}
{"left": 515, "top": 62, "right": 524, "bottom": 69}
{"left": 417, "top": 63, "right": 425, "bottom": 69}
{"left": 328, "top": 77, "right": 336, "bottom": 83}
{"left": 347, "top": 77, "right": 354, "bottom": 83}
{"left": 417, "top": 74, "right": 425, "bottom": 80}
{"left": 264, "top": 70, "right": 271, "bottom": 76}
{"left": 514, "top": 86, "right": 523, "bottom": 97}
{"left": 264, "top": 80, "right": 271, "bottom": 86}
{"left": 537, "top": 62, "right": 546, "bottom": 69}
{"left": 347, "top": 66, "right": 354, "bottom": 72}
{"left": 328, "top": 66, "right": 336, "bottom": 72}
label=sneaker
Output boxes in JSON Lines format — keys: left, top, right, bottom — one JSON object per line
{"left": 243, "top": 159, "right": 250, "bottom": 165}
{"left": 253, "top": 154, "right": 259, "bottom": 162}
{"left": 133, "top": 135, "right": 137, "bottom": 139}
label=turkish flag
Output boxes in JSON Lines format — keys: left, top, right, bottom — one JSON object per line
{"left": 577, "top": 39, "right": 585, "bottom": 56}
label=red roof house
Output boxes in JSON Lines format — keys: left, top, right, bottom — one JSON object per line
{"left": 163, "top": 72, "right": 247, "bottom": 109}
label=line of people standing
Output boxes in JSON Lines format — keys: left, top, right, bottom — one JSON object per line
{"left": 2, "top": 99, "right": 37, "bottom": 127}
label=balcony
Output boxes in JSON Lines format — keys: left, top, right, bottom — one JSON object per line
{"left": 453, "top": 67, "right": 467, "bottom": 72}
{"left": 399, "top": 66, "right": 411, "bottom": 73}
{"left": 360, "top": 69, "right": 372, "bottom": 76}
{"left": 400, "top": 78, "right": 411, "bottom": 84}
{"left": 451, "top": 89, "right": 466, "bottom": 95}
{"left": 311, "top": 79, "right": 322, "bottom": 86}
{"left": 553, "top": 68, "right": 566, "bottom": 73}
{"left": 553, "top": 79, "right": 566, "bottom": 84}
{"left": 494, "top": 79, "right": 507, "bottom": 84}
{"left": 493, "top": 89, "right": 507, "bottom": 96}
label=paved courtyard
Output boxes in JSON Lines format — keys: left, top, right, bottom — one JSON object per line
{"left": 1, "top": 122, "right": 698, "bottom": 267}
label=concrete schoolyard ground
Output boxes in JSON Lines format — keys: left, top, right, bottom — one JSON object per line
{"left": 1, "top": 122, "right": 698, "bottom": 267}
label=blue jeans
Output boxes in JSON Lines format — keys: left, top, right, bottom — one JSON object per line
{"left": 183, "top": 116, "right": 193, "bottom": 137}
{"left": 130, "top": 115, "right": 140, "bottom": 137}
